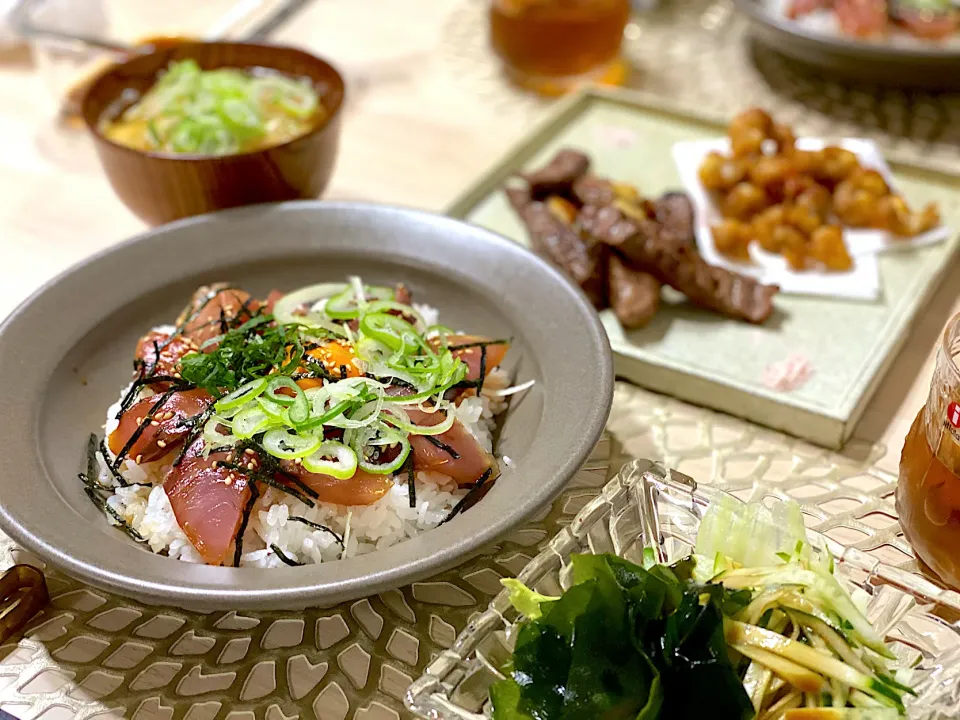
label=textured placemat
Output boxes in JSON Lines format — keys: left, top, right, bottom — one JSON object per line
{"left": 440, "top": 0, "right": 960, "bottom": 177}
{"left": 0, "top": 437, "right": 622, "bottom": 720}
{"left": 0, "top": 383, "right": 922, "bottom": 719}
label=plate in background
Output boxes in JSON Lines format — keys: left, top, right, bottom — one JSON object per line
{"left": 735, "top": 0, "right": 960, "bottom": 89}
{"left": 444, "top": 88, "right": 960, "bottom": 449}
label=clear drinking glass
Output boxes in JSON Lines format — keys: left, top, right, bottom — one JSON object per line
{"left": 897, "top": 312, "right": 960, "bottom": 590}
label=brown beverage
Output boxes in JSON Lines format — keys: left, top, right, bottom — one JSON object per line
{"left": 897, "top": 312, "right": 960, "bottom": 589}
{"left": 489, "top": 0, "right": 629, "bottom": 96}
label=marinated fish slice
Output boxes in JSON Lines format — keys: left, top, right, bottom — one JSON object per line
{"left": 134, "top": 330, "right": 197, "bottom": 379}
{"left": 581, "top": 203, "right": 778, "bottom": 324}
{"left": 406, "top": 408, "right": 499, "bottom": 487}
{"left": 164, "top": 450, "right": 251, "bottom": 566}
{"left": 280, "top": 463, "right": 395, "bottom": 506}
{"left": 442, "top": 335, "right": 510, "bottom": 383}
{"left": 607, "top": 254, "right": 661, "bottom": 329}
{"left": 108, "top": 388, "right": 213, "bottom": 463}
{"left": 178, "top": 285, "right": 256, "bottom": 346}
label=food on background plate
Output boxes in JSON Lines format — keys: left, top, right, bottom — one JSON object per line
{"left": 699, "top": 108, "right": 940, "bottom": 272}
{"left": 786, "top": 0, "right": 959, "bottom": 41}
{"left": 491, "top": 496, "right": 916, "bottom": 719}
{"left": 507, "top": 148, "right": 779, "bottom": 328}
{"left": 100, "top": 59, "right": 326, "bottom": 156}
{"left": 82, "top": 279, "right": 518, "bottom": 568}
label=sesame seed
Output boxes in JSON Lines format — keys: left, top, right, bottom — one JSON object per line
{"left": 150, "top": 420, "right": 160, "bottom": 427}
{"left": 225, "top": 477, "right": 233, "bottom": 486}
{"left": 244, "top": 448, "right": 255, "bottom": 456}
{"left": 247, "top": 462, "right": 256, "bottom": 470}
{"left": 212, "top": 461, "right": 219, "bottom": 468}
{"left": 135, "top": 454, "right": 143, "bottom": 464}
{"left": 158, "top": 440, "right": 167, "bottom": 448}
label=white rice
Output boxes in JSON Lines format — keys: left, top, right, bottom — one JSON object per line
{"left": 96, "top": 315, "right": 512, "bottom": 567}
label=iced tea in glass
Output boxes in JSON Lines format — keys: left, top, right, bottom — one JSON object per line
{"left": 489, "top": 0, "right": 630, "bottom": 96}
{"left": 897, "top": 312, "right": 960, "bottom": 589}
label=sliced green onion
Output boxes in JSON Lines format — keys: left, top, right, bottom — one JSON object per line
{"left": 365, "top": 300, "right": 426, "bottom": 331}
{"left": 265, "top": 376, "right": 302, "bottom": 407}
{"left": 381, "top": 403, "right": 456, "bottom": 436}
{"left": 288, "top": 391, "right": 310, "bottom": 425}
{"left": 359, "top": 312, "right": 427, "bottom": 354}
{"left": 232, "top": 405, "right": 277, "bottom": 439}
{"left": 327, "top": 397, "right": 384, "bottom": 430}
{"left": 261, "top": 428, "right": 322, "bottom": 460}
{"left": 302, "top": 442, "right": 357, "bottom": 479}
{"left": 215, "top": 378, "right": 268, "bottom": 413}
{"left": 257, "top": 395, "right": 285, "bottom": 419}
{"left": 203, "top": 415, "right": 239, "bottom": 448}
{"left": 325, "top": 284, "right": 395, "bottom": 320}
{"left": 272, "top": 282, "right": 348, "bottom": 331}
{"left": 348, "top": 422, "right": 410, "bottom": 475}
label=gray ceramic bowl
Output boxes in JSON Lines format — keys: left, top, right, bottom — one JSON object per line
{"left": 0, "top": 202, "right": 612, "bottom": 611}
{"left": 736, "top": 0, "right": 960, "bottom": 89}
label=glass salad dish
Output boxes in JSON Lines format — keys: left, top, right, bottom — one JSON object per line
{"left": 405, "top": 459, "right": 960, "bottom": 719}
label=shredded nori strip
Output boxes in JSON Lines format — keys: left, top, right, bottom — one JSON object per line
{"left": 288, "top": 516, "right": 345, "bottom": 551}
{"left": 112, "top": 386, "right": 179, "bottom": 469}
{"left": 371, "top": 374, "right": 417, "bottom": 391}
{"left": 233, "top": 480, "right": 261, "bottom": 567}
{"left": 83, "top": 486, "right": 147, "bottom": 543}
{"left": 477, "top": 345, "right": 488, "bottom": 394}
{"left": 439, "top": 467, "right": 493, "bottom": 526}
{"left": 116, "top": 374, "right": 190, "bottom": 419}
{"left": 85, "top": 433, "right": 98, "bottom": 480}
{"left": 405, "top": 452, "right": 417, "bottom": 509}
{"left": 447, "top": 339, "right": 511, "bottom": 351}
{"left": 99, "top": 437, "right": 133, "bottom": 486}
{"left": 271, "top": 544, "right": 304, "bottom": 566}
{"left": 217, "top": 462, "right": 316, "bottom": 507}
{"left": 340, "top": 364, "right": 348, "bottom": 380}
{"left": 425, "top": 434, "right": 460, "bottom": 459}
{"left": 236, "top": 441, "right": 320, "bottom": 501}
{"left": 172, "top": 405, "right": 216, "bottom": 467}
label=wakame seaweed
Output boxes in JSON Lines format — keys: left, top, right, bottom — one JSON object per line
{"left": 490, "top": 553, "right": 753, "bottom": 720}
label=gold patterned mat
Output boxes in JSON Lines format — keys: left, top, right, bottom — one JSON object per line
{"left": 440, "top": 0, "right": 960, "bottom": 177}
{"left": 0, "top": 383, "right": 922, "bottom": 718}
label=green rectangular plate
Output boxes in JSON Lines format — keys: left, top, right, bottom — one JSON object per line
{"left": 446, "top": 88, "right": 960, "bottom": 449}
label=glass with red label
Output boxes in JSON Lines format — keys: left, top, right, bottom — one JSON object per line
{"left": 898, "top": 313, "right": 960, "bottom": 589}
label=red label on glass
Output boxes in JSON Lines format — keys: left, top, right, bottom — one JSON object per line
{"left": 949, "top": 402, "right": 960, "bottom": 428}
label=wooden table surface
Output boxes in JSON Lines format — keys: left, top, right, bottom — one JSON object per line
{"left": 0, "top": 0, "right": 957, "bottom": 485}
